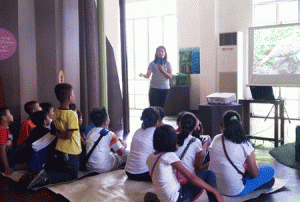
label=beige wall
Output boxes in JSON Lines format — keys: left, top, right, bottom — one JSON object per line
{"left": 177, "top": 0, "right": 218, "bottom": 109}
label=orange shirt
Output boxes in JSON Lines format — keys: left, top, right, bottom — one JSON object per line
{"left": 16, "top": 119, "right": 36, "bottom": 146}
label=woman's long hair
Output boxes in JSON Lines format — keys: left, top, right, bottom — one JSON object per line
{"left": 154, "top": 46, "right": 168, "bottom": 64}
{"left": 141, "top": 107, "right": 159, "bottom": 130}
{"left": 177, "top": 112, "right": 197, "bottom": 146}
{"left": 223, "top": 110, "right": 248, "bottom": 144}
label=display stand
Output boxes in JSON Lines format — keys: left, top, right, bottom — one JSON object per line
{"left": 239, "top": 99, "right": 285, "bottom": 148}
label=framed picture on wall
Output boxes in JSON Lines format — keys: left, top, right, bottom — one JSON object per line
{"left": 179, "top": 47, "right": 200, "bottom": 74}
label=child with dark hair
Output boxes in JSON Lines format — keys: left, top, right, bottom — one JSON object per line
{"left": 40, "top": 102, "right": 54, "bottom": 130}
{"left": 209, "top": 110, "right": 275, "bottom": 196}
{"left": 85, "top": 108, "right": 127, "bottom": 173}
{"left": 175, "top": 112, "right": 210, "bottom": 182}
{"left": 155, "top": 106, "right": 165, "bottom": 126}
{"left": 25, "top": 111, "right": 51, "bottom": 169}
{"left": 176, "top": 111, "right": 188, "bottom": 133}
{"left": 145, "top": 125, "right": 223, "bottom": 202}
{"left": 0, "top": 107, "right": 14, "bottom": 175}
{"left": 125, "top": 107, "right": 160, "bottom": 181}
{"left": 69, "top": 103, "right": 77, "bottom": 111}
{"left": 28, "top": 83, "right": 82, "bottom": 188}
{"left": 17, "top": 101, "right": 42, "bottom": 146}
{"left": 18, "top": 111, "right": 52, "bottom": 187}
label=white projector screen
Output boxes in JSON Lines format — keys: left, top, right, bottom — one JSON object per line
{"left": 248, "top": 23, "right": 300, "bottom": 87}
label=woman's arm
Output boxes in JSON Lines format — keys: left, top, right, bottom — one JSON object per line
{"left": 172, "top": 161, "right": 224, "bottom": 202}
{"left": 139, "top": 69, "right": 152, "bottom": 78}
{"left": 245, "top": 151, "right": 260, "bottom": 177}
{"left": 158, "top": 65, "right": 172, "bottom": 79}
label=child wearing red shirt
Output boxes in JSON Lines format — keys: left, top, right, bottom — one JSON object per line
{"left": 0, "top": 107, "right": 14, "bottom": 175}
{"left": 16, "top": 101, "right": 42, "bottom": 146}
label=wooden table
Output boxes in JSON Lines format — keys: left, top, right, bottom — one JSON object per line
{"left": 239, "top": 99, "right": 285, "bottom": 147}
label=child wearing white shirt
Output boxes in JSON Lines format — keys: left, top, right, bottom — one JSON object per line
{"left": 146, "top": 125, "right": 223, "bottom": 202}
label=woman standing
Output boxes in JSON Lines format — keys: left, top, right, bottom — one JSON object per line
{"left": 139, "top": 46, "right": 172, "bottom": 108}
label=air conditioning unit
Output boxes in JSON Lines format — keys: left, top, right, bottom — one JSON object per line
{"left": 218, "top": 32, "right": 243, "bottom": 100}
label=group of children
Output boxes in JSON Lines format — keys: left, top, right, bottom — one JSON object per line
{"left": 0, "top": 83, "right": 275, "bottom": 202}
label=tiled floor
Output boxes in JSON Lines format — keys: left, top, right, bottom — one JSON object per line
{"left": 122, "top": 109, "right": 300, "bottom": 202}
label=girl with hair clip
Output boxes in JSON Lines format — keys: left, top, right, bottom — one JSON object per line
{"left": 139, "top": 46, "right": 172, "bottom": 108}
{"left": 125, "top": 107, "right": 160, "bottom": 181}
{"left": 175, "top": 112, "right": 210, "bottom": 184}
{"left": 145, "top": 125, "right": 223, "bottom": 202}
{"left": 208, "top": 110, "right": 275, "bottom": 196}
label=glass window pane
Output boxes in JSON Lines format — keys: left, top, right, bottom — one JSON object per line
{"left": 279, "top": 1, "right": 298, "bottom": 24}
{"left": 134, "top": 19, "right": 149, "bottom": 76}
{"left": 254, "top": 4, "right": 277, "bottom": 26}
{"left": 164, "top": 15, "right": 178, "bottom": 73}
{"left": 133, "top": 1, "right": 148, "bottom": 18}
{"left": 129, "top": 95, "right": 135, "bottom": 109}
{"left": 126, "top": 20, "right": 135, "bottom": 80}
{"left": 126, "top": 3, "right": 135, "bottom": 19}
{"left": 129, "top": 80, "right": 135, "bottom": 95}
{"left": 149, "top": 17, "right": 163, "bottom": 60}
{"left": 162, "top": 0, "right": 177, "bottom": 15}
{"left": 135, "top": 80, "right": 150, "bottom": 95}
{"left": 135, "top": 95, "right": 149, "bottom": 109}
{"left": 148, "top": 0, "right": 164, "bottom": 17}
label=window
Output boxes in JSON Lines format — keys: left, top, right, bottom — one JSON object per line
{"left": 253, "top": 0, "right": 300, "bottom": 144}
{"left": 126, "top": 0, "right": 178, "bottom": 109}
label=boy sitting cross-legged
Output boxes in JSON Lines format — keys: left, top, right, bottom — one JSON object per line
{"left": 85, "top": 107, "right": 128, "bottom": 173}
{"left": 28, "top": 83, "right": 82, "bottom": 189}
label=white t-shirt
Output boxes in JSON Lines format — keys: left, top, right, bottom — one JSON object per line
{"left": 86, "top": 127, "right": 124, "bottom": 173}
{"left": 146, "top": 152, "right": 181, "bottom": 202}
{"left": 125, "top": 127, "right": 156, "bottom": 174}
{"left": 175, "top": 135, "right": 202, "bottom": 174}
{"left": 208, "top": 134, "right": 254, "bottom": 196}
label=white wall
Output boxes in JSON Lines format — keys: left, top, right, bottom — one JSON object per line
{"left": 177, "top": 0, "right": 217, "bottom": 109}
{"left": 216, "top": 0, "right": 253, "bottom": 98}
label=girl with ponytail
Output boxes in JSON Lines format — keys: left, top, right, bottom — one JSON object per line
{"left": 125, "top": 107, "right": 160, "bottom": 181}
{"left": 175, "top": 112, "right": 208, "bottom": 177}
{"left": 209, "top": 110, "right": 275, "bottom": 196}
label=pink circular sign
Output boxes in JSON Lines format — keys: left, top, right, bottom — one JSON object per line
{"left": 0, "top": 28, "right": 17, "bottom": 60}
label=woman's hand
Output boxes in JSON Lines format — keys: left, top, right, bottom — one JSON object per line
{"left": 140, "top": 69, "right": 152, "bottom": 78}
{"left": 158, "top": 65, "right": 164, "bottom": 72}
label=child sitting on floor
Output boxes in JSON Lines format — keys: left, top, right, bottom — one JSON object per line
{"left": 146, "top": 125, "right": 223, "bottom": 202}
{"left": 40, "top": 102, "right": 54, "bottom": 130}
{"left": 28, "top": 83, "right": 82, "bottom": 189}
{"left": 85, "top": 108, "right": 128, "bottom": 173}
{"left": 16, "top": 101, "right": 42, "bottom": 146}
{"left": 0, "top": 107, "right": 15, "bottom": 175}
